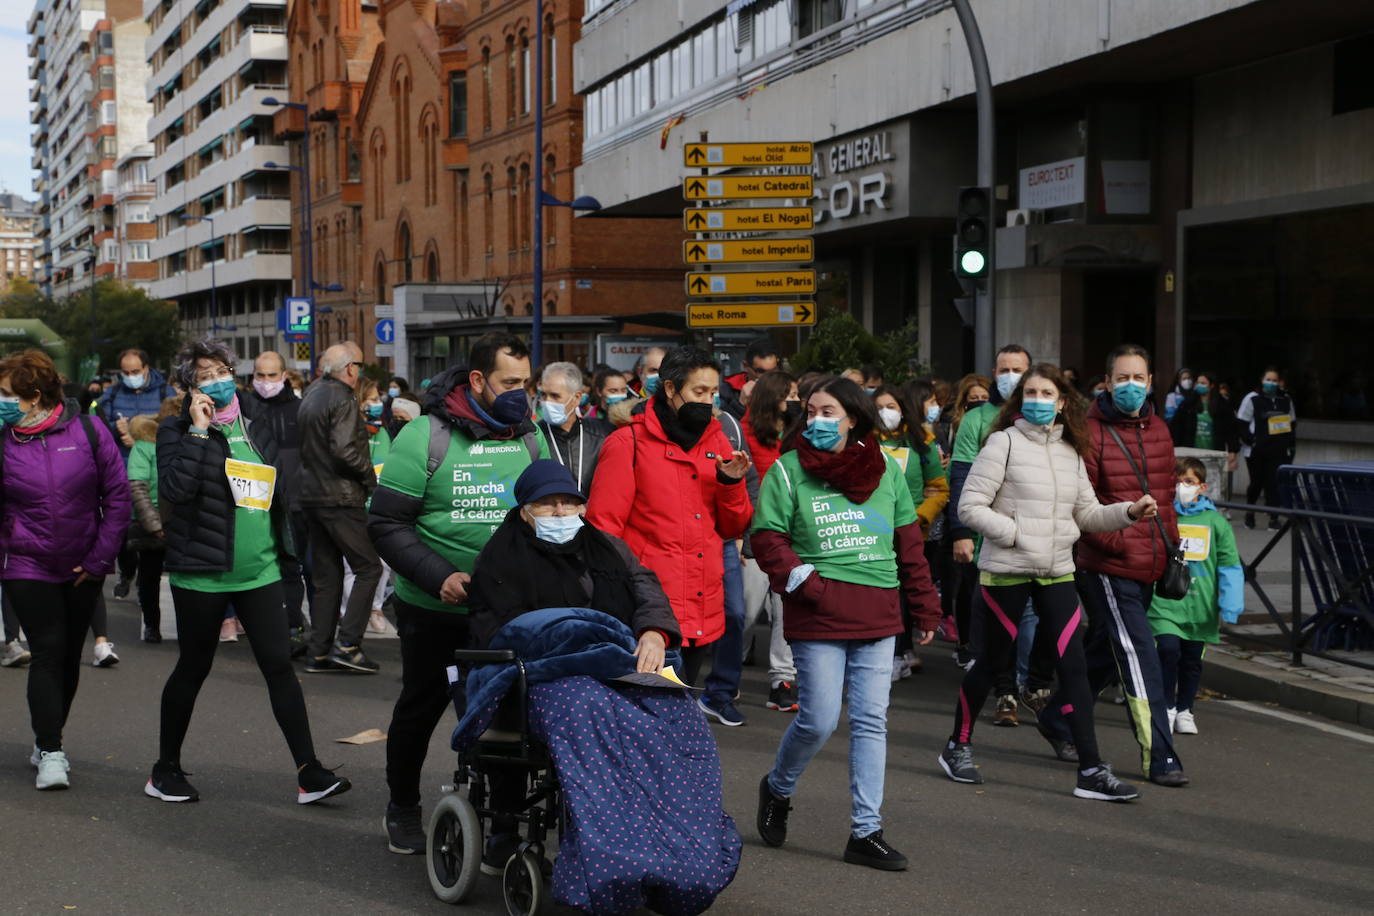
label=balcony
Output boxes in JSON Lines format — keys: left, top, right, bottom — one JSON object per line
{"left": 340, "top": 180, "right": 362, "bottom": 207}
{"left": 306, "top": 81, "right": 351, "bottom": 119}
{"left": 273, "top": 104, "right": 305, "bottom": 139}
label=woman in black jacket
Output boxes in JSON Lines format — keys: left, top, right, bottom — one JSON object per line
{"left": 145, "top": 338, "right": 348, "bottom": 806}
{"left": 1168, "top": 370, "right": 1238, "bottom": 455}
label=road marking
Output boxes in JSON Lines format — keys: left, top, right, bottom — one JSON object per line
{"left": 1221, "top": 700, "right": 1374, "bottom": 745}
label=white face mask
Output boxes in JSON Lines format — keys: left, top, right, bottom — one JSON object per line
{"left": 530, "top": 512, "right": 584, "bottom": 544}
{"left": 877, "top": 407, "right": 902, "bottom": 432}
{"left": 1176, "top": 482, "right": 1201, "bottom": 505}
{"left": 996, "top": 371, "right": 1023, "bottom": 400}
{"left": 1180, "top": 379, "right": 1194, "bottom": 391}
{"left": 541, "top": 400, "right": 569, "bottom": 426}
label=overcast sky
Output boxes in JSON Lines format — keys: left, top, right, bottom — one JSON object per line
{"left": 0, "top": 7, "right": 37, "bottom": 200}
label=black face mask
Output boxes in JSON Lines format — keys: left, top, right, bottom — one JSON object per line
{"left": 676, "top": 401, "right": 714, "bottom": 436}
{"left": 783, "top": 401, "right": 803, "bottom": 424}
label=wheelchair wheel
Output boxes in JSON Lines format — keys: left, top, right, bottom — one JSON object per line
{"left": 502, "top": 850, "right": 546, "bottom": 916}
{"left": 427, "top": 793, "right": 481, "bottom": 904}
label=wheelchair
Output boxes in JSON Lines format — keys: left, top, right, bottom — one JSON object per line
{"left": 426, "top": 648, "right": 564, "bottom": 915}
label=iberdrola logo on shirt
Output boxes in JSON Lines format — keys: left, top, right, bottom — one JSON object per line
{"left": 469, "top": 442, "right": 526, "bottom": 456}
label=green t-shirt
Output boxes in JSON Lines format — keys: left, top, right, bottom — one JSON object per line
{"left": 751, "top": 449, "right": 917, "bottom": 589}
{"left": 951, "top": 402, "right": 998, "bottom": 464}
{"left": 378, "top": 416, "right": 548, "bottom": 612}
{"left": 369, "top": 426, "right": 393, "bottom": 468}
{"left": 878, "top": 432, "right": 946, "bottom": 507}
{"left": 127, "top": 438, "right": 158, "bottom": 509}
{"left": 169, "top": 418, "right": 281, "bottom": 593}
{"left": 1194, "top": 409, "right": 1215, "bottom": 451}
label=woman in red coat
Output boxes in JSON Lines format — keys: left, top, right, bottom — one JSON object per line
{"left": 587, "top": 346, "right": 753, "bottom": 687}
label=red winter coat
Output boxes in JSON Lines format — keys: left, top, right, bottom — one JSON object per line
{"left": 1077, "top": 394, "right": 1180, "bottom": 582}
{"left": 587, "top": 404, "right": 753, "bottom": 646}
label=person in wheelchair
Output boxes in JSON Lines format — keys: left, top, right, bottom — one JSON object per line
{"left": 463, "top": 459, "right": 683, "bottom": 873}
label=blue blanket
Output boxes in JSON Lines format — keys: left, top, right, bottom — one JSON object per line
{"left": 450, "top": 608, "right": 740, "bottom": 916}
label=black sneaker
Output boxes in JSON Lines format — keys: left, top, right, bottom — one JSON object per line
{"left": 698, "top": 696, "right": 745, "bottom": 726}
{"left": 1244, "top": 512, "right": 1256, "bottom": 530}
{"left": 288, "top": 627, "right": 308, "bottom": 659}
{"left": 297, "top": 760, "right": 351, "bottom": 804}
{"left": 145, "top": 761, "right": 199, "bottom": 802}
{"left": 1073, "top": 764, "right": 1140, "bottom": 802}
{"left": 1150, "top": 769, "right": 1190, "bottom": 788}
{"left": 766, "top": 681, "right": 799, "bottom": 712}
{"left": 938, "top": 743, "right": 983, "bottom": 784}
{"left": 1034, "top": 717, "right": 1079, "bottom": 763}
{"left": 1268, "top": 517, "right": 1282, "bottom": 531}
{"left": 304, "top": 655, "right": 339, "bottom": 673}
{"left": 843, "top": 830, "right": 908, "bottom": 871}
{"left": 142, "top": 626, "right": 163, "bottom": 644}
{"left": 113, "top": 577, "right": 131, "bottom": 599}
{"left": 329, "top": 643, "right": 380, "bottom": 674}
{"left": 756, "top": 775, "right": 791, "bottom": 848}
{"left": 384, "top": 803, "right": 425, "bottom": 854}
{"left": 481, "top": 817, "right": 522, "bottom": 877}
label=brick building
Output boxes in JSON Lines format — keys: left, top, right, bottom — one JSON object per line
{"left": 286, "top": 0, "right": 680, "bottom": 372}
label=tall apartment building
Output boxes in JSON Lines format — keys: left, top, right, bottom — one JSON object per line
{"left": 28, "top": 0, "right": 154, "bottom": 300}
{"left": 143, "top": 0, "right": 293, "bottom": 366}
{"left": 0, "top": 195, "right": 41, "bottom": 292}
{"left": 113, "top": 144, "right": 157, "bottom": 286}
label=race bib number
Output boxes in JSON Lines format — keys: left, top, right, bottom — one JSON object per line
{"left": 1267, "top": 414, "right": 1293, "bottom": 435}
{"left": 1177, "top": 523, "right": 1211, "bottom": 563}
{"left": 224, "top": 458, "right": 276, "bottom": 511}
{"left": 880, "top": 445, "right": 910, "bottom": 472}
{"left": 374, "top": 463, "right": 385, "bottom": 478}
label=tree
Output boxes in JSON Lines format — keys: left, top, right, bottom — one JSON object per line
{"left": 0, "top": 279, "right": 180, "bottom": 373}
{"left": 791, "top": 307, "right": 927, "bottom": 382}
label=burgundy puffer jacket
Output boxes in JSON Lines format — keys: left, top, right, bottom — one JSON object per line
{"left": 0, "top": 402, "right": 132, "bottom": 582}
{"left": 1077, "top": 394, "right": 1179, "bottom": 583}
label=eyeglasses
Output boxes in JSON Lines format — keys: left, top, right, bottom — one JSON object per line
{"left": 195, "top": 368, "right": 234, "bottom": 385}
{"left": 350, "top": 361, "right": 365, "bottom": 369}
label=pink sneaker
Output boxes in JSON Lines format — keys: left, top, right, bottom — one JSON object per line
{"left": 219, "top": 618, "right": 238, "bottom": 642}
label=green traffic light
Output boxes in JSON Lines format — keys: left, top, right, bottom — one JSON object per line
{"left": 960, "top": 249, "right": 987, "bottom": 275}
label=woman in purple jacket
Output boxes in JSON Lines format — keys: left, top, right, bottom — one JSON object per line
{"left": 0, "top": 350, "right": 131, "bottom": 791}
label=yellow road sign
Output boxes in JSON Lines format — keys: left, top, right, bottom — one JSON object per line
{"left": 294, "top": 342, "right": 311, "bottom": 362}
{"left": 683, "top": 207, "right": 814, "bottom": 231}
{"left": 685, "top": 270, "right": 816, "bottom": 296}
{"left": 684, "top": 142, "right": 813, "bottom": 167}
{"left": 686, "top": 301, "right": 816, "bottom": 328}
{"left": 683, "top": 238, "right": 814, "bottom": 264}
{"left": 683, "top": 175, "right": 813, "bottom": 200}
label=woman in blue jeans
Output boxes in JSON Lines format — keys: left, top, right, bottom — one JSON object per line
{"left": 750, "top": 377, "right": 941, "bottom": 871}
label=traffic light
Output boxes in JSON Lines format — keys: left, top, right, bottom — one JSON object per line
{"left": 954, "top": 186, "right": 991, "bottom": 278}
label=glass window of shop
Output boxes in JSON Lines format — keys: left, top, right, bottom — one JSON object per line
{"left": 1184, "top": 203, "right": 1374, "bottom": 421}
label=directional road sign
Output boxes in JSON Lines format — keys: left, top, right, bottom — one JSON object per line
{"left": 683, "top": 142, "right": 813, "bottom": 168}
{"left": 686, "top": 301, "right": 816, "bottom": 328}
{"left": 684, "top": 238, "right": 814, "bottom": 264}
{"left": 375, "top": 318, "right": 395, "bottom": 343}
{"left": 685, "top": 270, "right": 816, "bottom": 296}
{"left": 683, "top": 207, "right": 814, "bottom": 232}
{"left": 683, "top": 175, "right": 813, "bottom": 200}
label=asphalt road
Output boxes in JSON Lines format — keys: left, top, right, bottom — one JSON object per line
{"left": 2, "top": 589, "right": 1371, "bottom": 915}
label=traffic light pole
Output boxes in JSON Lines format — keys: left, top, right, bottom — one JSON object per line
{"left": 952, "top": 0, "right": 996, "bottom": 373}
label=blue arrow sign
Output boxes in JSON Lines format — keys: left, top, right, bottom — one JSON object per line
{"left": 375, "top": 318, "right": 395, "bottom": 344}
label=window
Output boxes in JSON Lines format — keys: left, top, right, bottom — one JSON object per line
{"left": 393, "top": 67, "right": 412, "bottom": 182}
{"left": 459, "top": 175, "right": 469, "bottom": 272}
{"left": 448, "top": 72, "right": 467, "bottom": 137}
{"left": 483, "top": 171, "right": 494, "bottom": 253}
{"left": 519, "top": 162, "right": 530, "bottom": 250}
{"left": 505, "top": 36, "right": 517, "bottom": 122}
{"left": 126, "top": 204, "right": 152, "bottom": 223}
{"left": 506, "top": 166, "right": 517, "bottom": 252}
{"left": 128, "top": 242, "right": 151, "bottom": 262}
{"left": 545, "top": 16, "right": 556, "bottom": 105}
{"left": 100, "top": 100, "right": 117, "bottom": 125}
{"left": 422, "top": 110, "right": 439, "bottom": 206}
{"left": 520, "top": 34, "right": 531, "bottom": 114}
{"left": 98, "top": 66, "right": 114, "bottom": 90}
{"left": 481, "top": 47, "right": 492, "bottom": 133}
{"left": 426, "top": 250, "right": 438, "bottom": 282}
{"left": 375, "top": 259, "right": 387, "bottom": 301}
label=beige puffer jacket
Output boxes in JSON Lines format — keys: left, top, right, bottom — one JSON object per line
{"left": 958, "top": 418, "right": 1135, "bottom": 578}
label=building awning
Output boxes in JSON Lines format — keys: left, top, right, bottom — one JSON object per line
{"left": 236, "top": 115, "right": 258, "bottom": 131}
{"left": 196, "top": 135, "right": 223, "bottom": 156}
{"left": 198, "top": 188, "right": 224, "bottom": 205}
{"left": 163, "top": 77, "right": 179, "bottom": 94}
{"left": 198, "top": 238, "right": 222, "bottom": 250}
{"left": 170, "top": 115, "right": 185, "bottom": 129}
{"left": 726, "top": 0, "right": 761, "bottom": 14}
{"left": 242, "top": 223, "right": 290, "bottom": 233}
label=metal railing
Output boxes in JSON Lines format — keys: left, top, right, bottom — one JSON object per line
{"left": 1214, "top": 499, "right": 1374, "bottom": 672}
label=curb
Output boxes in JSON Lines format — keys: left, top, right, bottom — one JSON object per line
{"left": 1204, "top": 648, "right": 1374, "bottom": 731}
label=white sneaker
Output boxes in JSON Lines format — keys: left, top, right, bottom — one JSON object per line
{"left": 35, "top": 750, "right": 70, "bottom": 790}
{"left": 890, "top": 655, "right": 910, "bottom": 683}
{"left": 1175, "top": 709, "right": 1198, "bottom": 735}
{"left": 93, "top": 641, "right": 120, "bottom": 667}
{"left": 1167, "top": 707, "right": 1177, "bottom": 733}
{"left": 0, "top": 641, "right": 30, "bottom": 667}
{"left": 29, "top": 744, "right": 40, "bottom": 768}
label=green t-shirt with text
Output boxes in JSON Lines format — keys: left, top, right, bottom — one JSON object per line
{"left": 378, "top": 416, "right": 548, "bottom": 613}
{"left": 751, "top": 449, "right": 917, "bottom": 589}
{"left": 169, "top": 417, "right": 280, "bottom": 593}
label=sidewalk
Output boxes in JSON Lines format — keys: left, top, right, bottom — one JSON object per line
{"left": 1207, "top": 518, "right": 1374, "bottom": 730}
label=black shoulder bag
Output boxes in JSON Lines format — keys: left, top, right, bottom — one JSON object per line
{"left": 1103, "top": 425, "right": 1191, "bottom": 600}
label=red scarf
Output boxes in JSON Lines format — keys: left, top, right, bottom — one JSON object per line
{"left": 15, "top": 402, "right": 64, "bottom": 436}
{"left": 797, "top": 433, "right": 888, "bottom": 504}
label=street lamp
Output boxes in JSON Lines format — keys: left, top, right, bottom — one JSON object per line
{"left": 181, "top": 214, "right": 234, "bottom": 333}
{"left": 530, "top": 7, "right": 602, "bottom": 362}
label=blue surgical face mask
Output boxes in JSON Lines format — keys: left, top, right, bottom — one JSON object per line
{"left": 488, "top": 387, "right": 530, "bottom": 426}
{"left": 530, "top": 512, "right": 584, "bottom": 545}
{"left": 199, "top": 379, "right": 237, "bottom": 408}
{"left": 1112, "top": 381, "right": 1148, "bottom": 414}
{"left": 124, "top": 373, "right": 146, "bottom": 390}
{"left": 642, "top": 373, "right": 660, "bottom": 396}
{"left": 388, "top": 386, "right": 401, "bottom": 399}
{"left": 1262, "top": 380, "right": 1279, "bottom": 396}
{"left": 541, "top": 400, "right": 569, "bottom": 426}
{"left": 864, "top": 387, "right": 877, "bottom": 396}
{"left": 996, "top": 372, "right": 1023, "bottom": 401}
{"left": 803, "top": 415, "right": 843, "bottom": 451}
{"left": 0, "top": 396, "right": 22, "bottom": 426}
{"left": 1195, "top": 383, "right": 1210, "bottom": 396}
{"left": 924, "top": 404, "right": 941, "bottom": 425}
{"left": 1021, "top": 398, "right": 1058, "bottom": 426}
{"left": 364, "top": 402, "right": 383, "bottom": 421}
{"left": 605, "top": 393, "right": 628, "bottom": 406}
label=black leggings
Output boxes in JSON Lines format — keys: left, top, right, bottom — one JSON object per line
{"left": 1245, "top": 450, "right": 1286, "bottom": 509}
{"left": 137, "top": 549, "right": 165, "bottom": 631}
{"left": 6, "top": 578, "right": 102, "bottom": 751}
{"left": 159, "top": 581, "right": 316, "bottom": 767}
{"left": 947, "top": 559, "right": 977, "bottom": 648}
{"left": 950, "top": 580, "right": 1102, "bottom": 769}
{"left": 1155, "top": 634, "right": 1206, "bottom": 712}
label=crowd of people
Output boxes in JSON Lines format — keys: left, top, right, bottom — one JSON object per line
{"left": 0, "top": 330, "right": 1278, "bottom": 877}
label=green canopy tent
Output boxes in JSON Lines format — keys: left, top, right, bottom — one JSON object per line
{"left": 0, "top": 319, "right": 79, "bottom": 383}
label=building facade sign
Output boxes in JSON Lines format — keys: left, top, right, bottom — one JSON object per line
{"left": 1019, "top": 156, "right": 1086, "bottom": 209}
{"left": 1101, "top": 160, "right": 1152, "bottom": 215}
{"left": 812, "top": 125, "right": 911, "bottom": 231}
